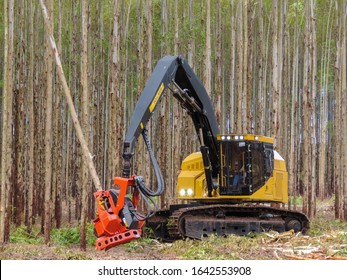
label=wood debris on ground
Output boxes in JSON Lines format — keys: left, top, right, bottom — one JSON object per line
{"left": 262, "top": 230, "right": 347, "bottom": 260}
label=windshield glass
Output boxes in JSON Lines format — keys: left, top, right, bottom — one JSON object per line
{"left": 219, "top": 140, "right": 267, "bottom": 195}
{"left": 220, "top": 141, "right": 247, "bottom": 193}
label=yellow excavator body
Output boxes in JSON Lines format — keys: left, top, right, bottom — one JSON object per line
{"left": 177, "top": 134, "right": 288, "bottom": 204}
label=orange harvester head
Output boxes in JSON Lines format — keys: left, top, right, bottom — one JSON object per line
{"left": 93, "top": 176, "right": 144, "bottom": 250}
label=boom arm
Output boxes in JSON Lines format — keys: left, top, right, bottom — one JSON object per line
{"left": 122, "top": 55, "right": 220, "bottom": 193}
{"left": 94, "top": 56, "right": 220, "bottom": 250}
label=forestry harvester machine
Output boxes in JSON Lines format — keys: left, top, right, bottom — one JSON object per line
{"left": 93, "top": 55, "right": 309, "bottom": 250}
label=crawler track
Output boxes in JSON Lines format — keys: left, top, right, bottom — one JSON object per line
{"left": 146, "top": 204, "right": 309, "bottom": 241}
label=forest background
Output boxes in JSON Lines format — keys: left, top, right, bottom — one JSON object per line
{"left": 0, "top": 0, "right": 346, "bottom": 251}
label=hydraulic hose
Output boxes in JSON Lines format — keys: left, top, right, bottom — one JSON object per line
{"left": 131, "top": 128, "right": 164, "bottom": 220}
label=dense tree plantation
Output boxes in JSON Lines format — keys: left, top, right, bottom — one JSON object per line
{"left": 0, "top": 0, "right": 347, "bottom": 250}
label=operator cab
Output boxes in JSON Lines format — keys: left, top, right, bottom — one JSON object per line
{"left": 218, "top": 134, "right": 274, "bottom": 196}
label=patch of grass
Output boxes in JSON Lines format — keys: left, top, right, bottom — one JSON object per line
{"left": 0, "top": 244, "right": 41, "bottom": 259}
{"left": 10, "top": 226, "right": 43, "bottom": 244}
{"left": 54, "top": 247, "right": 91, "bottom": 260}
{"left": 160, "top": 234, "right": 263, "bottom": 260}
{"left": 336, "top": 248, "right": 347, "bottom": 256}
{"left": 309, "top": 217, "right": 347, "bottom": 236}
{"left": 336, "top": 232, "right": 347, "bottom": 243}
{"left": 51, "top": 223, "right": 95, "bottom": 246}
{"left": 124, "top": 237, "right": 154, "bottom": 253}
{"left": 289, "top": 196, "right": 303, "bottom": 205}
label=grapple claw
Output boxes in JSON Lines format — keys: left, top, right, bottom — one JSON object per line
{"left": 93, "top": 176, "right": 144, "bottom": 250}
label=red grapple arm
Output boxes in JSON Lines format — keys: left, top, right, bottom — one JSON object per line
{"left": 93, "top": 176, "right": 144, "bottom": 250}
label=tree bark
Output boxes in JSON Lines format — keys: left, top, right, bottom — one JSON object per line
{"left": 27, "top": 0, "right": 35, "bottom": 233}
{"left": 341, "top": 1, "right": 347, "bottom": 220}
{"left": 271, "top": 0, "right": 279, "bottom": 148}
{"left": 1, "top": 0, "right": 14, "bottom": 243}
{"left": 80, "top": 0, "right": 90, "bottom": 251}
{"left": 43, "top": 0, "right": 53, "bottom": 245}
{"left": 203, "top": 0, "right": 211, "bottom": 95}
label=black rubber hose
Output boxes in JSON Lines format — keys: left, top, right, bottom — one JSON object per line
{"left": 129, "top": 129, "right": 164, "bottom": 220}
{"left": 137, "top": 129, "right": 164, "bottom": 197}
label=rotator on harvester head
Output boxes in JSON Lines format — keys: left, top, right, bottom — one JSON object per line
{"left": 93, "top": 129, "right": 163, "bottom": 250}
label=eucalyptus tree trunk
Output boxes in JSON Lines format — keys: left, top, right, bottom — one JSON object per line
{"left": 53, "top": 0, "right": 63, "bottom": 229}
{"left": 172, "top": 0, "right": 181, "bottom": 196}
{"left": 288, "top": 2, "right": 300, "bottom": 209}
{"left": 236, "top": 0, "right": 243, "bottom": 132}
{"left": 318, "top": 0, "right": 333, "bottom": 200}
{"left": 229, "top": 0, "right": 236, "bottom": 133}
{"left": 43, "top": 0, "right": 53, "bottom": 244}
{"left": 1, "top": 0, "right": 14, "bottom": 243}
{"left": 203, "top": 0, "right": 211, "bottom": 95}
{"left": 27, "top": 0, "right": 35, "bottom": 233}
{"left": 188, "top": 0, "right": 195, "bottom": 68}
{"left": 242, "top": 1, "right": 248, "bottom": 134}
{"left": 80, "top": 0, "right": 90, "bottom": 251}
{"left": 13, "top": 0, "right": 26, "bottom": 227}
{"left": 108, "top": 0, "right": 121, "bottom": 187}
{"left": 341, "top": 1, "right": 347, "bottom": 221}
{"left": 302, "top": 1, "right": 311, "bottom": 216}
{"left": 246, "top": 1, "right": 254, "bottom": 134}
{"left": 333, "top": 1, "right": 342, "bottom": 219}
{"left": 271, "top": 0, "right": 279, "bottom": 149}
{"left": 145, "top": 0, "right": 153, "bottom": 185}
{"left": 215, "top": 0, "right": 222, "bottom": 129}
{"left": 308, "top": 0, "right": 317, "bottom": 218}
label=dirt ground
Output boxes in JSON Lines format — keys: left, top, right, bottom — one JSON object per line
{"left": 1, "top": 201, "right": 346, "bottom": 260}
{"left": 1, "top": 228, "right": 346, "bottom": 260}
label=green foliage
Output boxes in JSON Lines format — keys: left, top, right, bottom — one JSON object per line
{"left": 124, "top": 237, "right": 154, "bottom": 253}
{"left": 51, "top": 223, "right": 95, "bottom": 246}
{"left": 288, "top": 0, "right": 305, "bottom": 28}
{"left": 289, "top": 195, "right": 303, "bottom": 205}
{"left": 51, "top": 227, "right": 79, "bottom": 245}
{"left": 337, "top": 248, "right": 347, "bottom": 256}
{"left": 10, "top": 226, "right": 44, "bottom": 244}
{"left": 309, "top": 217, "right": 347, "bottom": 236}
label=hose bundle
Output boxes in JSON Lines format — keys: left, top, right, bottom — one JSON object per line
{"left": 132, "top": 128, "right": 165, "bottom": 221}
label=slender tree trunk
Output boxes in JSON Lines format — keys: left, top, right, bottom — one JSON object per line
{"left": 188, "top": 0, "right": 195, "bottom": 68}
{"left": 27, "top": 0, "right": 35, "bottom": 233}
{"left": 333, "top": 1, "right": 342, "bottom": 219}
{"left": 302, "top": 0, "right": 313, "bottom": 216}
{"left": 242, "top": 1, "right": 248, "bottom": 134}
{"left": 341, "top": 1, "right": 347, "bottom": 221}
{"left": 203, "top": 0, "right": 211, "bottom": 95}
{"left": 229, "top": 0, "right": 236, "bottom": 133}
{"left": 236, "top": 0, "right": 243, "bottom": 132}
{"left": 246, "top": 1, "right": 253, "bottom": 134}
{"left": 13, "top": 0, "right": 26, "bottom": 227}
{"left": 54, "top": 0, "right": 63, "bottom": 229}
{"left": 1, "top": 0, "right": 14, "bottom": 243}
{"left": 215, "top": 0, "right": 222, "bottom": 129}
{"left": 319, "top": 0, "right": 333, "bottom": 200}
{"left": 288, "top": 2, "right": 299, "bottom": 209}
{"left": 80, "top": 0, "right": 90, "bottom": 251}
{"left": 256, "top": 0, "right": 264, "bottom": 134}
{"left": 271, "top": 0, "right": 279, "bottom": 148}
{"left": 43, "top": 0, "right": 53, "bottom": 244}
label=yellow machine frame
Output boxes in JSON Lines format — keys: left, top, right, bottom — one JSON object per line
{"left": 177, "top": 134, "right": 288, "bottom": 204}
